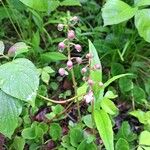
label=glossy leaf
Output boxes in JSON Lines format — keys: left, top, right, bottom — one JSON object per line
{"left": 0, "top": 58, "right": 39, "bottom": 105}
{"left": 94, "top": 109, "right": 114, "bottom": 150}
{"left": 0, "top": 90, "right": 22, "bottom": 138}
{"left": 135, "top": 9, "right": 150, "bottom": 43}
{"left": 19, "top": 0, "right": 48, "bottom": 11}
{"left": 102, "top": 0, "right": 137, "bottom": 26}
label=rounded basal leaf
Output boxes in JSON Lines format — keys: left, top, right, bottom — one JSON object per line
{"left": 0, "top": 58, "right": 39, "bottom": 105}
{"left": 115, "top": 138, "right": 129, "bottom": 150}
{"left": 0, "top": 90, "right": 22, "bottom": 138}
{"left": 19, "top": 0, "right": 48, "bottom": 11}
{"left": 135, "top": 9, "right": 150, "bottom": 43}
{"left": 102, "top": 0, "right": 138, "bottom": 26}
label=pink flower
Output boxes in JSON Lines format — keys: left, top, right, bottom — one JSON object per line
{"left": 81, "top": 67, "right": 87, "bottom": 74}
{"left": 94, "top": 64, "right": 101, "bottom": 70}
{"left": 75, "top": 44, "right": 82, "bottom": 52}
{"left": 58, "top": 42, "right": 65, "bottom": 52}
{"left": 76, "top": 57, "right": 82, "bottom": 64}
{"left": 86, "top": 53, "right": 93, "bottom": 59}
{"left": 84, "top": 90, "right": 94, "bottom": 103}
{"left": 67, "top": 30, "right": 75, "bottom": 40}
{"left": 58, "top": 68, "right": 68, "bottom": 76}
{"left": 67, "top": 60, "right": 73, "bottom": 69}
{"left": 88, "top": 79, "right": 94, "bottom": 86}
{"left": 71, "top": 16, "right": 79, "bottom": 22}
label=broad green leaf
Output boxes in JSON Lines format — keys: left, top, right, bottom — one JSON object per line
{"left": 138, "top": 131, "right": 150, "bottom": 150}
{"left": 134, "top": 0, "right": 150, "bottom": 6}
{"left": 115, "top": 138, "right": 129, "bottom": 150}
{"left": 43, "top": 66, "right": 54, "bottom": 74}
{"left": 19, "top": 0, "right": 48, "bottom": 11}
{"left": 116, "top": 121, "right": 137, "bottom": 142}
{"left": 0, "top": 58, "right": 39, "bottom": 105}
{"left": 77, "top": 139, "right": 97, "bottom": 150}
{"left": 61, "top": 0, "right": 81, "bottom": 6}
{"left": 94, "top": 109, "right": 114, "bottom": 150}
{"left": 101, "top": 98, "right": 119, "bottom": 115}
{"left": 0, "top": 41, "right": 4, "bottom": 55}
{"left": 102, "top": 0, "right": 138, "bottom": 26}
{"left": 41, "top": 52, "right": 67, "bottom": 62}
{"left": 70, "top": 128, "right": 83, "bottom": 147}
{"left": 135, "top": 9, "right": 150, "bottom": 43}
{"left": 49, "top": 123, "right": 62, "bottom": 141}
{"left": 12, "top": 136, "right": 25, "bottom": 150}
{"left": 8, "top": 42, "right": 29, "bottom": 57}
{"left": 132, "top": 85, "right": 146, "bottom": 103}
{"left": 82, "top": 115, "right": 93, "bottom": 128}
{"left": 111, "top": 63, "right": 125, "bottom": 76}
{"left": 0, "top": 90, "right": 22, "bottom": 138}
{"left": 41, "top": 71, "right": 50, "bottom": 85}
{"left": 119, "top": 77, "right": 133, "bottom": 92}
{"left": 104, "top": 91, "right": 118, "bottom": 99}
{"left": 104, "top": 73, "right": 132, "bottom": 88}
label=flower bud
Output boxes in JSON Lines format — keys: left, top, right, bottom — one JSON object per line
{"left": 75, "top": 44, "right": 82, "bottom": 52}
{"left": 88, "top": 79, "right": 94, "bottom": 86}
{"left": 67, "top": 30, "right": 75, "bottom": 40}
{"left": 72, "top": 16, "right": 79, "bottom": 22}
{"left": 82, "top": 76, "right": 87, "bottom": 81}
{"left": 76, "top": 57, "right": 82, "bottom": 64}
{"left": 67, "top": 60, "right": 73, "bottom": 69}
{"left": 99, "top": 82, "right": 104, "bottom": 87}
{"left": 81, "top": 67, "right": 87, "bottom": 74}
{"left": 84, "top": 90, "right": 94, "bottom": 103}
{"left": 94, "top": 64, "right": 101, "bottom": 70}
{"left": 59, "top": 68, "right": 67, "bottom": 76}
{"left": 57, "top": 24, "right": 64, "bottom": 31}
{"left": 8, "top": 45, "right": 16, "bottom": 57}
{"left": 58, "top": 42, "right": 65, "bottom": 52}
{"left": 86, "top": 53, "right": 93, "bottom": 59}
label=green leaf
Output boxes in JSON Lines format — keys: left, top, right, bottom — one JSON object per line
{"left": 0, "top": 41, "right": 4, "bottom": 55}
{"left": 0, "top": 58, "right": 39, "bottom": 105}
{"left": 119, "top": 77, "right": 133, "bottom": 92}
{"left": 115, "top": 138, "right": 129, "bottom": 150}
{"left": 41, "top": 52, "right": 67, "bottom": 62}
{"left": 138, "top": 131, "right": 150, "bottom": 150}
{"left": 0, "top": 90, "right": 22, "bottom": 138}
{"left": 104, "top": 73, "right": 132, "bottom": 88}
{"left": 77, "top": 83, "right": 88, "bottom": 101}
{"left": 132, "top": 85, "right": 146, "bottom": 103}
{"left": 70, "top": 128, "right": 83, "bottom": 147}
{"left": 111, "top": 63, "right": 125, "bottom": 76}
{"left": 134, "top": 0, "right": 150, "bottom": 6}
{"left": 135, "top": 9, "right": 150, "bottom": 43}
{"left": 12, "top": 136, "right": 25, "bottom": 150}
{"left": 49, "top": 0, "right": 60, "bottom": 11}
{"left": 61, "top": 0, "right": 81, "bottom": 6}
{"left": 102, "top": 0, "right": 138, "bottom": 26}
{"left": 104, "top": 91, "right": 118, "bottom": 99}
{"left": 94, "top": 109, "right": 114, "bottom": 150}
{"left": 82, "top": 115, "right": 93, "bottom": 128}
{"left": 49, "top": 123, "right": 62, "bottom": 141}
{"left": 101, "top": 98, "right": 119, "bottom": 115}
{"left": 77, "top": 139, "right": 97, "bottom": 150}
{"left": 19, "top": 0, "right": 48, "bottom": 11}
{"left": 41, "top": 71, "right": 50, "bottom": 84}
{"left": 43, "top": 66, "right": 54, "bottom": 74}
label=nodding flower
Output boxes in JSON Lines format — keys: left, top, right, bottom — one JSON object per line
{"left": 67, "top": 30, "right": 75, "bottom": 40}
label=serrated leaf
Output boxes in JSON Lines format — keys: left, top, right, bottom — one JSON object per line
{"left": 19, "top": 0, "right": 48, "bottom": 11}
{"left": 0, "top": 41, "right": 4, "bottom": 55}
{"left": 94, "top": 109, "right": 114, "bottom": 150}
{"left": 0, "top": 90, "right": 22, "bottom": 138}
{"left": 0, "top": 58, "right": 39, "bottom": 105}
{"left": 134, "top": 0, "right": 150, "bottom": 6}
{"left": 61, "top": 0, "right": 81, "bottom": 6}
{"left": 135, "top": 9, "right": 150, "bottom": 43}
{"left": 102, "top": 0, "right": 138, "bottom": 26}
